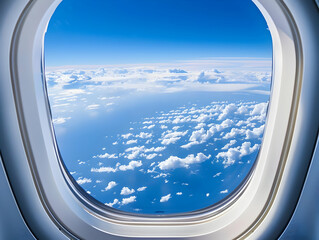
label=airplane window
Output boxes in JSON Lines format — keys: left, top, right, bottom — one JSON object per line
{"left": 44, "top": 0, "right": 272, "bottom": 214}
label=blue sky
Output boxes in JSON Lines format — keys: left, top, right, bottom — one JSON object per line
{"left": 45, "top": 0, "right": 272, "bottom": 66}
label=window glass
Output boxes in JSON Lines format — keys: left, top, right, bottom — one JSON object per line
{"left": 45, "top": 0, "right": 272, "bottom": 214}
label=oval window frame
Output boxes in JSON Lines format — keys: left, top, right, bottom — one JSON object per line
{"left": 2, "top": 0, "right": 316, "bottom": 239}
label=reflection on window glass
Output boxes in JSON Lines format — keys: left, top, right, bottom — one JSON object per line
{"left": 45, "top": 0, "right": 272, "bottom": 214}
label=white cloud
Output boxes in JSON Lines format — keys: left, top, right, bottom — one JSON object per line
{"left": 76, "top": 177, "right": 92, "bottom": 185}
{"left": 161, "top": 137, "right": 180, "bottom": 145}
{"left": 143, "top": 124, "right": 155, "bottom": 129}
{"left": 120, "top": 187, "right": 135, "bottom": 195}
{"left": 180, "top": 141, "right": 200, "bottom": 149}
{"left": 121, "top": 196, "right": 136, "bottom": 205}
{"left": 223, "top": 128, "right": 245, "bottom": 139}
{"left": 122, "top": 133, "right": 133, "bottom": 139}
{"left": 220, "top": 189, "right": 229, "bottom": 194}
{"left": 86, "top": 104, "right": 100, "bottom": 110}
{"left": 216, "top": 142, "right": 259, "bottom": 168}
{"left": 236, "top": 105, "right": 248, "bottom": 114}
{"left": 250, "top": 102, "right": 268, "bottom": 115}
{"left": 91, "top": 166, "right": 117, "bottom": 173}
{"left": 218, "top": 103, "right": 237, "bottom": 120}
{"left": 145, "top": 153, "right": 157, "bottom": 159}
{"left": 176, "top": 192, "right": 183, "bottom": 196}
{"left": 158, "top": 153, "right": 211, "bottom": 170}
{"left": 221, "top": 140, "right": 237, "bottom": 150}
{"left": 94, "top": 153, "right": 118, "bottom": 159}
{"left": 194, "top": 123, "right": 206, "bottom": 129}
{"left": 105, "top": 198, "right": 119, "bottom": 207}
{"left": 160, "top": 194, "right": 172, "bottom": 203}
{"left": 172, "top": 116, "right": 191, "bottom": 124}
{"left": 161, "top": 130, "right": 188, "bottom": 145}
{"left": 136, "top": 132, "right": 152, "bottom": 139}
{"left": 145, "top": 146, "right": 166, "bottom": 152}
{"left": 213, "top": 172, "right": 222, "bottom": 178}
{"left": 105, "top": 181, "right": 117, "bottom": 191}
{"left": 126, "top": 139, "right": 138, "bottom": 145}
{"left": 189, "top": 128, "right": 212, "bottom": 143}
{"left": 125, "top": 145, "right": 164, "bottom": 159}
{"left": 193, "top": 114, "right": 212, "bottom": 123}
{"left": 186, "top": 119, "right": 233, "bottom": 146}
{"left": 52, "top": 117, "right": 71, "bottom": 124}
{"left": 119, "top": 160, "right": 142, "bottom": 171}
{"left": 245, "top": 125, "right": 265, "bottom": 139}
{"left": 137, "top": 186, "right": 147, "bottom": 192}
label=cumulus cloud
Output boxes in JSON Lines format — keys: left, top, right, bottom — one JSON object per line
{"left": 145, "top": 153, "right": 157, "bottom": 159}
{"left": 250, "top": 102, "right": 268, "bottom": 116}
{"left": 119, "top": 160, "right": 142, "bottom": 171}
{"left": 105, "top": 198, "right": 119, "bottom": 207}
{"left": 126, "top": 139, "right": 138, "bottom": 145}
{"left": 93, "top": 153, "right": 118, "bottom": 159}
{"left": 180, "top": 141, "right": 200, "bottom": 149}
{"left": 193, "top": 114, "right": 212, "bottom": 123}
{"left": 121, "top": 196, "right": 136, "bottom": 205}
{"left": 160, "top": 194, "right": 172, "bottom": 203}
{"left": 220, "top": 189, "right": 229, "bottom": 194}
{"left": 145, "top": 146, "right": 166, "bottom": 152}
{"left": 120, "top": 187, "right": 135, "bottom": 195}
{"left": 91, "top": 166, "right": 117, "bottom": 173}
{"left": 221, "top": 140, "right": 237, "bottom": 150}
{"left": 143, "top": 124, "right": 155, "bottom": 129}
{"left": 76, "top": 177, "right": 92, "bottom": 185}
{"left": 245, "top": 125, "right": 265, "bottom": 139}
{"left": 136, "top": 132, "right": 152, "bottom": 139}
{"left": 223, "top": 128, "right": 245, "bottom": 139}
{"left": 161, "top": 130, "right": 188, "bottom": 146}
{"left": 105, "top": 181, "right": 117, "bottom": 191}
{"left": 216, "top": 142, "right": 259, "bottom": 168}
{"left": 122, "top": 133, "right": 133, "bottom": 139}
{"left": 137, "top": 186, "right": 147, "bottom": 192}
{"left": 186, "top": 119, "right": 233, "bottom": 147}
{"left": 52, "top": 117, "right": 71, "bottom": 124}
{"left": 158, "top": 153, "right": 211, "bottom": 170}
{"left": 218, "top": 104, "right": 237, "bottom": 121}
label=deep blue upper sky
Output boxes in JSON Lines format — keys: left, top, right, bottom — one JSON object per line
{"left": 45, "top": 0, "right": 272, "bottom": 66}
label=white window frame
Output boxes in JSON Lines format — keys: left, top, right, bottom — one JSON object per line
{"left": 1, "top": 0, "right": 318, "bottom": 239}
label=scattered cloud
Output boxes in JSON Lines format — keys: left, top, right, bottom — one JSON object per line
{"left": 105, "top": 181, "right": 117, "bottom": 191}
{"left": 105, "top": 198, "right": 119, "bottom": 207}
{"left": 137, "top": 186, "right": 147, "bottom": 192}
{"left": 158, "top": 153, "right": 211, "bottom": 170}
{"left": 120, "top": 187, "right": 135, "bottom": 195}
{"left": 119, "top": 160, "right": 142, "bottom": 171}
{"left": 217, "top": 141, "right": 259, "bottom": 168}
{"left": 121, "top": 196, "right": 136, "bottom": 205}
{"left": 160, "top": 194, "right": 172, "bottom": 203}
{"left": 52, "top": 117, "right": 71, "bottom": 124}
{"left": 91, "top": 166, "right": 117, "bottom": 173}
{"left": 86, "top": 104, "right": 100, "bottom": 110}
{"left": 76, "top": 177, "right": 92, "bottom": 185}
